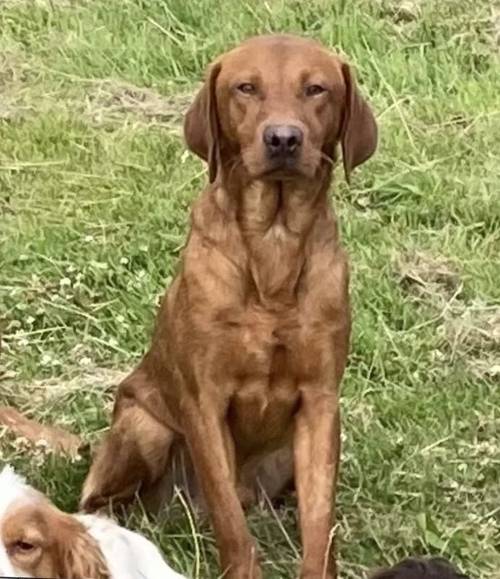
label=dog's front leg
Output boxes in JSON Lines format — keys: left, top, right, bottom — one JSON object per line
{"left": 294, "top": 388, "right": 340, "bottom": 579}
{"left": 183, "top": 399, "right": 261, "bottom": 579}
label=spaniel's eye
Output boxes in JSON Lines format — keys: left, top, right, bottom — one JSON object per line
{"left": 14, "top": 540, "right": 35, "bottom": 553}
{"left": 237, "top": 83, "right": 256, "bottom": 95}
{"left": 305, "top": 84, "right": 327, "bottom": 97}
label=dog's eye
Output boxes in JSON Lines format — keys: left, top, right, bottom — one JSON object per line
{"left": 14, "top": 540, "right": 35, "bottom": 553}
{"left": 237, "top": 83, "right": 256, "bottom": 95}
{"left": 305, "top": 84, "right": 326, "bottom": 97}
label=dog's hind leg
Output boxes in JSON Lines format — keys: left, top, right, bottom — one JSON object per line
{"left": 237, "top": 444, "right": 295, "bottom": 509}
{"left": 80, "top": 367, "right": 175, "bottom": 514}
{"left": 139, "top": 439, "right": 205, "bottom": 514}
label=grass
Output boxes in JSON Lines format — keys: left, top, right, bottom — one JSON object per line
{"left": 1, "top": 0, "right": 499, "bottom": 577}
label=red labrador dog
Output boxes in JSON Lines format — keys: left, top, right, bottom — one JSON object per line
{"left": 81, "top": 34, "right": 377, "bottom": 579}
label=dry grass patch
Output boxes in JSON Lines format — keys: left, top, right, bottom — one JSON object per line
{"left": 84, "top": 81, "right": 195, "bottom": 130}
{"left": 444, "top": 304, "right": 500, "bottom": 379}
{"left": 395, "top": 251, "right": 499, "bottom": 381}
{"left": 0, "top": 366, "right": 125, "bottom": 410}
{"left": 0, "top": 50, "right": 31, "bottom": 121}
{"left": 491, "top": 4, "right": 500, "bottom": 48}
{"left": 395, "top": 250, "right": 462, "bottom": 304}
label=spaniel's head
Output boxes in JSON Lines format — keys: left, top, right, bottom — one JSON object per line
{"left": 0, "top": 466, "right": 186, "bottom": 579}
{"left": 0, "top": 466, "right": 109, "bottom": 579}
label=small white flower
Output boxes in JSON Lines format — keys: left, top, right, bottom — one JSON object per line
{"left": 120, "top": 257, "right": 129, "bottom": 265}
{"left": 41, "top": 353, "right": 52, "bottom": 366}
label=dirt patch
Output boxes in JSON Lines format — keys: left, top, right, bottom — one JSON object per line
{"left": 84, "top": 81, "right": 195, "bottom": 130}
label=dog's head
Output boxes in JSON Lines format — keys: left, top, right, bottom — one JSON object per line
{"left": 184, "top": 34, "right": 377, "bottom": 184}
{"left": 0, "top": 466, "right": 109, "bottom": 579}
{"left": 369, "top": 557, "right": 471, "bottom": 579}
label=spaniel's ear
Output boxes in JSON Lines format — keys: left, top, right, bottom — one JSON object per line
{"left": 56, "top": 516, "right": 110, "bottom": 579}
{"left": 183, "top": 61, "right": 223, "bottom": 183}
{"left": 340, "top": 62, "right": 378, "bottom": 183}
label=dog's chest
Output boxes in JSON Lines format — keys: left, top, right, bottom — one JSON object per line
{"left": 218, "top": 307, "right": 334, "bottom": 448}
{"left": 227, "top": 319, "right": 299, "bottom": 448}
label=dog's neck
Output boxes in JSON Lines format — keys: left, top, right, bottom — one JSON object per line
{"left": 239, "top": 178, "right": 330, "bottom": 306}
{"left": 194, "top": 165, "right": 337, "bottom": 307}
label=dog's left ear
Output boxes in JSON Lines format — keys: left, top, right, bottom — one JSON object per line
{"left": 183, "top": 61, "right": 222, "bottom": 183}
{"left": 340, "top": 63, "right": 378, "bottom": 183}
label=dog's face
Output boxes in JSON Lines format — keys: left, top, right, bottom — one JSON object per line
{"left": 1, "top": 503, "right": 66, "bottom": 578}
{"left": 184, "top": 35, "right": 377, "bottom": 183}
{"left": 0, "top": 467, "right": 109, "bottom": 579}
{"left": 0, "top": 504, "right": 110, "bottom": 579}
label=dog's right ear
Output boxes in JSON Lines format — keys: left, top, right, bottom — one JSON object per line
{"left": 183, "top": 62, "right": 222, "bottom": 183}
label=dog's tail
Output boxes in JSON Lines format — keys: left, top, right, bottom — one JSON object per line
{"left": 0, "top": 406, "right": 86, "bottom": 458}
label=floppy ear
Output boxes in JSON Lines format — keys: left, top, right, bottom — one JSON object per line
{"left": 56, "top": 516, "right": 110, "bottom": 579}
{"left": 340, "top": 63, "right": 378, "bottom": 183}
{"left": 183, "top": 61, "right": 222, "bottom": 183}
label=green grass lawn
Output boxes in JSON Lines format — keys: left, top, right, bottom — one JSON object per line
{"left": 1, "top": 0, "right": 499, "bottom": 577}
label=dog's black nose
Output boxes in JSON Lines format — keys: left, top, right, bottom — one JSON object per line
{"left": 263, "top": 125, "right": 303, "bottom": 158}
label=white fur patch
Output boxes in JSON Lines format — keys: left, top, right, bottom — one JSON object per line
{"left": 0, "top": 465, "right": 39, "bottom": 521}
{"left": 0, "top": 465, "right": 38, "bottom": 578}
{"left": 76, "top": 514, "right": 186, "bottom": 579}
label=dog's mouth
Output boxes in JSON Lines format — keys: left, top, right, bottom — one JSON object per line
{"left": 253, "top": 159, "right": 313, "bottom": 182}
{"left": 261, "top": 167, "right": 302, "bottom": 181}
{"left": 241, "top": 145, "right": 319, "bottom": 182}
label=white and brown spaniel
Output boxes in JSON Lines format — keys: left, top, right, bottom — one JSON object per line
{"left": 0, "top": 466, "right": 186, "bottom": 579}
